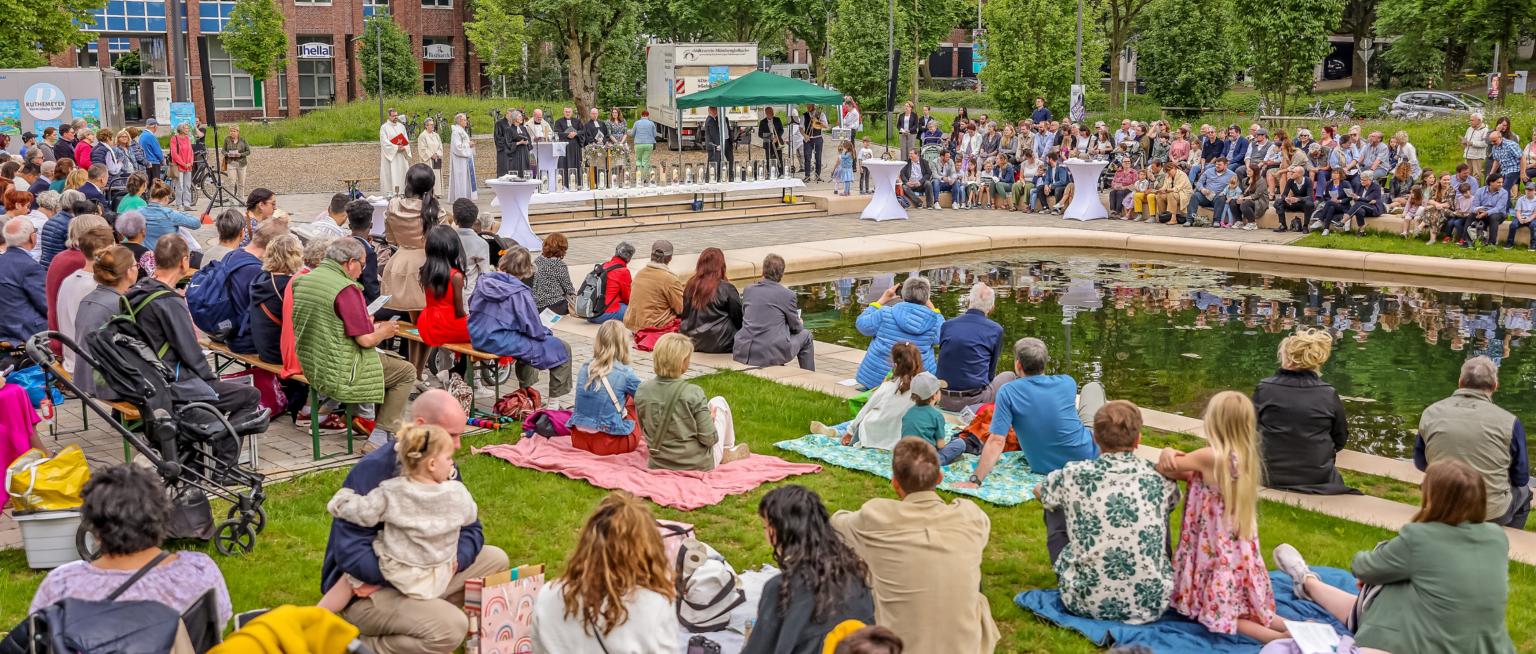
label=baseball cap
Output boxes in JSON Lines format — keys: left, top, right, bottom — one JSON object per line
{"left": 651, "top": 239, "right": 674, "bottom": 258}
{"left": 145, "top": 118, "right": 159, "bottom": 126}
{"left": 21, "top": 131, "right": 34, "bottom": 141}
{"left": 909, "top": 372, "right": 943, "bottom": 398}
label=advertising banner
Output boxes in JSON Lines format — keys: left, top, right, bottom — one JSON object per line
{"left": 70, "top": 99, "right": 102, "bottom": 131}
{"left": 169, "top": 102, "right": 197, "bottom": 132}
{"left": 0, "top": 101, "right": 20, "bottom": 135}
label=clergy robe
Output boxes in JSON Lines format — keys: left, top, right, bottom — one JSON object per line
{"left": 507, "top": 121, "right": 532, "bottom": 176}
{"left": 449, "top": 123, "right": 477, "bottom": 203}
{"left": 553, "top": 116, "right": 582, "bottom": 174}
{"left": 492, "top": 117, "right": 513, "bottom": 177}
{"left": 379, "top": 119, "right": 410, "bottom": 195}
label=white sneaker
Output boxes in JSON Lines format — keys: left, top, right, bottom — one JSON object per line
{"left": 1273, "top": 544, "right": 1317, "bottom": 601}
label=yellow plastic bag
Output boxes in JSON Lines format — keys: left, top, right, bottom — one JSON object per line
{"left": 6, "top": 445, "right": 91, "bottom": 512}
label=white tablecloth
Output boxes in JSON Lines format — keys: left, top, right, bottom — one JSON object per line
{"left": 489, "top": 176, "right": 805, "bottom": 207}
{"left": 861, "top": 159, "right": 908, "bottom": 221}
{"left": 485, "top": 178, "right": 545, "bottom": 251}
{"left": 534, "top": 141, "right": 563, "bottom": 192}
{"left": 367, "top": 197, "right": 389, "bottom": 237}
{"left": 1062, "top": 160, "right": 1109, "bottom": 221}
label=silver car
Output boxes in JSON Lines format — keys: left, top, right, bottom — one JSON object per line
{"left": 1387, "top": 91, "right": 1485, "bottom": 119}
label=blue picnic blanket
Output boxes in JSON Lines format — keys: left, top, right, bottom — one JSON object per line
{"left": 774, "top": 428, "right": 1044, "bottom": 506}
{"left": 1015, "top": 566, "right": 1357, "bottom": 654}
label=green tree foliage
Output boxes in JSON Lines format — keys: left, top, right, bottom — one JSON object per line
{"left": 359, "top": 15, "right": 420, "bottom": 97}
{"left": 1136, "top": 0, "right": 1239, "bottom": 113}
{"left": 1377, "top": 0, "right": 1534, "bottom": 93}
{"left": 640, "top": 0, "right": 784, "bottom": 44}
{"left": 465, "top": 0, "right": 530, "bottom": 97}
{"left": 1237, "top": 0, "right": 1343, "bottom": 116}
{"left": 112, "top": 50, "right": 144, "bottom": 76}
{"left": 766, "top": 0, "right": 837, "bottom": 80}
{"left": 1100, "top": 0, "right": 1156, "bottom": 109}
{"left": 0, "top": 0, "right": 104, "bottom": 68}
{"left": 221, "top": 0, "right": 287, "bottom": 116}
{"left": 904, "top": 0, "right": 970, "bottom": 97}
{"left": 526, "top": 0, "right": 641, "bottom": 115}
{"left": 978, "top": 0, "right": 1102, "bottom": 119}
{"left": 596, "top": 20, "right": 645, "bottom": 107}
{"left": 826, "top": 0, "right": 892, "bottom": 113}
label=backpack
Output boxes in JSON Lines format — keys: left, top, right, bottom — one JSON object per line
{"left": 573, "top": 261, "right": 624, "bottom": 319}
{"left": 0, "top": 552, "right": 183, "bottom": 654}
{"left": 493, "top": 386, "right": 542, "bottom": 422}
{"left": 185, "top": 255, "right": 260, "bottom": 342}
{"left": 672, "top": 533, "right": 744, "bottom": 633}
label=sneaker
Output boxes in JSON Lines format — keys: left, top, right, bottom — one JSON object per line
{"left": 1322, "top": 228, "right": 1330, "bottom": 236}
{"left": 720, "top": 443, "right": 752, "bottom": 464}
{"left": 809, "top": 421, "right": 839, "bottom": 438}
{"left": 1272, "top": 544, "right": 1317, "bottom": 601}
{"left": 351, "top": 416, "right": 376, "bottom": 436}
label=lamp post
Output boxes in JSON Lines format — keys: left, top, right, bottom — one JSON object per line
{"left": 375, "top": 14, "right": 385, "bottom": 125}
{"left": 885, "top": 0, "right": 894, "bottom": 157}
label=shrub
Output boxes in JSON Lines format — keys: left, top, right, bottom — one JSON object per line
{"left": 270, "top": 134, "right": 292, "bottom": 149}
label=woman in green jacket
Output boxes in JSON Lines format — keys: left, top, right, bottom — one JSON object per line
{"left": 1273, "top": 459, "right": 1515, "bottom": 654}
{"left": 634, "top": 333, "right": 748, "bottom": 471}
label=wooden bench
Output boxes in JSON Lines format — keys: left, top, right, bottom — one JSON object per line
{"left": 394, "top": 323, "right": 513, "bottom": 421}
{"left": 201, "top": 340, "right": 354, "bottom": 462}
{"left": 45, "top": 364, "right": 144, "bottom": 460}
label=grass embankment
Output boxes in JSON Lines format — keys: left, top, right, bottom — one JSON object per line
{"left": 1296, "top": 232, "right": 1536, "bottom": 265}
{"left": 232, "top": 95, "right": 559, "bottom": 148}
{"left": 3, "top": 371, "right": 1531, "bottom": 651}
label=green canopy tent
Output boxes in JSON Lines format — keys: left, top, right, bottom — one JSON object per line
{"left": 675, "top": 71, "right": 843, "bottom": 178}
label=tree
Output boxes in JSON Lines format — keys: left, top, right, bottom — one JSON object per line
{"left": 905, "top": 0, "right": 970, "bottom": 97}
{"left": 0, "top": 0, "right": 104, "bottom": 68}
{"left": 358, "top": 14, "right": 419, "bottom": 98}
{"left": 979, "top": 0, "right": 1102, "bottom": 119}
{"left": 1136, "top": 0, "right": 1239, "bottom": 113}
{"left": 1482, "top": 0, "right": 1536, "bottom": 103}
{"left": 112, "top": 50, "right": 144, "bottom": 76}
{"left": 525, "top": 0, "right": 641, "bottom": 116}
{"left": 1100, "top": 0, "right": 1156, "bottom": 109}
{"left": 641, "top": 0, "right": 784, "bottom": 44}
{"left": 826, "top": 0, "right": 892, "bottom": 113}
{"left": 596, "top": 19, "right": 646, "bottom": 107}
{"left": 1237, "top": 0, "right": 1342, "bottom": 117}
{"left": 1337, "top": 0, "right": 1377, "bottom": 90}
{"left": 766, "top": 0, "right": 837, "bottom": 80}
{"left": 222, "top": 0, "right": 287, "bottom": 118}
{"left": 465, "top": 0, "right": 530, "bottom": 97}
{"left": 1376, "top": 0, "right": 1478, "bottom": 86}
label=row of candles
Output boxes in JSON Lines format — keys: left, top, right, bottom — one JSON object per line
{"left": 515, "top": 163, "right": 794, "bottom": 193}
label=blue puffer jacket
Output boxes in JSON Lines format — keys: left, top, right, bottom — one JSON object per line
{"left": 39, "top": 212, "right": 72, "bottom": 269}
{"left": 468, "top": 272, "right": 570, "bottom": 370}
{"left": 854, "top": 300, "right": 944, "bottom": 389}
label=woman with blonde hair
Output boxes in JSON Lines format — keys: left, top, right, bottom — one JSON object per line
{"left": 567, "top": 321, "right": 644, "bottom": 455}
{"left": 64, "top": 167, "right": 88, "bottom": 191}
{"left": 635, "top": 333, "right": 748, "bottom": 470}
{"left": 531, "top": 492, "right": 678, "bottom": 651}
{"left": 1158, "top": 391, "right": 1285, "bottom": 643}
{"left": 1274, "top": 459, "right": 1515, "bottom": 654}
{"left": 1251, "top": 328, "right": 1355, "bottom": 494}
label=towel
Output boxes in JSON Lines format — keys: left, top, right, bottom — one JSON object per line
{"left": 775, "top": 431, "right": 1043, "bottom": 506}
{"left": 476, "top": 436, "right": 820, "bottom": 511}
{"left": 1014, "top": 567, "right": 1357, "bottom": 654}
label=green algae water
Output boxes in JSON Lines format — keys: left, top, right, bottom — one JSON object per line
{"left": 791, "top": 250, "right": 1536, "bottom": 465}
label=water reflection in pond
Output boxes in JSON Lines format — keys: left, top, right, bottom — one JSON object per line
{"left": 791, "top": 251, "right": 1536, "bottom": 465}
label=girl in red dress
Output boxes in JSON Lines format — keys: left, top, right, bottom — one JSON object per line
{"left": 415, "top": 224, "right": 470, "bottom": 347}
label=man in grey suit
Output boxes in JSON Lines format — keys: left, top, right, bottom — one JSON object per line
{"left": 732, "top": 254, "right": 814, "bottom": 370}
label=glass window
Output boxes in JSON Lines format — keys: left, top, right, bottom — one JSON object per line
{"left": 296, "top": 36, "right": 335, "bottom": 109}
{"left": 277, "top": 66, "right": 288, "bottom": 111}
{"left": 88, "top": 0, "right": 166, "bottom": 33}
{"left": 421, "top": 0, "right": 449, "bottom": 7}
{"left": 205, "top": 37, "right": 257, "bottom": 109}
{"left": 363, "top": 0, "right": 387, "bottom": 16}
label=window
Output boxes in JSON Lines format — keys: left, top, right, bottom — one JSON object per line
{"left": 89, "top": 0, "right": 168, "bottom": 33}
{"left": 297, "top": 37, "right": 335, "bottom": 109}
{"left": 276, "top": 66, "right": 288, "bottom": 111}
{"left": 421, "top": 0, "right": 450, "bottom": 7}
{"left": 294, "top": 0, "right": 329, "bottom": 5}
{"left": 363, "top": 0, "right": 387, "bottom": 16}
{"left": 204, "top": 37, "right": 258, "bottom": 109}
{"left": 198, "top": 0, "right": 237, "bottom": 33}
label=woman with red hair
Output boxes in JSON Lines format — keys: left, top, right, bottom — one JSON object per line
{"left": 680, "top": 247, "right": 742, "bottom": 353}
{"left": 2, "top": 189, "right": 30, "bottom": 219}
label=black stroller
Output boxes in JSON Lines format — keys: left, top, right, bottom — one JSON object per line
{"left": 26, "top": 328, "right": 271, "bottom": 556}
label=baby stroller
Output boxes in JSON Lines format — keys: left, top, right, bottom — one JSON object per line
{"left": 26, "top": 329, "right": 270, "bottom": 556}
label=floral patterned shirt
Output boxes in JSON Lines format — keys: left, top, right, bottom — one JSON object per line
{"left": 1036, "top": 451, "right": 1181, "bottom": 624}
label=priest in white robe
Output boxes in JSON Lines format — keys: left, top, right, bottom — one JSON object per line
{"left": 379, "top": 108, "right": 411, "bottom": 195}
{"left": 448, "top": 112, "right": 478, "bottom": 203}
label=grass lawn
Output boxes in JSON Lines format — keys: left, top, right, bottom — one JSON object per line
{"left": 232, "top": 95, "right": 559, "bottom": 148}
{"left": 1295, "top": 232, "right": 1536, "bottom": 265}
{"left": 2, "top": 371, "right": 1532, "bottom": 651}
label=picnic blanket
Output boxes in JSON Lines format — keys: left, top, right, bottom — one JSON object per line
{"left": 774, "top": 430, "right": 1044, "bottom": 506}
{"left": 475, "top": 436, "right": 820, "bottom": 511}
{"left": 1014, "top": 566, "right": 1357, "bottom": 654}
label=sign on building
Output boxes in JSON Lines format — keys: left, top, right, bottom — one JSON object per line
{"left": 424, "top": 44, "right": 454, "bottom": 60}
{"left": 298, "top": 42, "right": 333, "bottom": 59}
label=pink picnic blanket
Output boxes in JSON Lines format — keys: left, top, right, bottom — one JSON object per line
{"left": 475, "top": 437, "right": 821, "bottom": 510}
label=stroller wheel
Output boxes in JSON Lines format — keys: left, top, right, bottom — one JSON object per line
{"left": 228, "top": 504, "right": 268, "bottom": 535}
{"left": 75, "top": 522, "right": 101, "bottom": 561}
{"left": 479, "top": 360, "right": 512, "bottom": 386}
{"left": 213, "top": 519, "right": 257, "bottom": 556}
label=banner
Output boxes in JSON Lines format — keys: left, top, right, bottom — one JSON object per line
{"left": 153, "top": 81, "right": 172, "bottom": 126}
{"left": 0, "top": 100, "right": 19, "bottom": 136}
{"left": 1069, "top": 84, "right": 1086, "bottom": 123}
{"left": 70, "top": 99, "right": 101, "bottom": 131}
{"left": 169, "top": 102, "right": 197, "bottom": 132}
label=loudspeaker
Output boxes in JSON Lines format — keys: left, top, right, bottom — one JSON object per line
{"left": 196, "top": 38, "right": 219, "bottom": 129}
{"left": 885, "top": 48, "right": 901, "bottom": 113}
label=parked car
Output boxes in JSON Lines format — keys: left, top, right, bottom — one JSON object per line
{"left": 1387, "top": 91, "right": 1486, "bottom": 118}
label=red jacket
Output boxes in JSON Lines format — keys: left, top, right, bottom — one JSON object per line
{"left": 73, "top": 141, "right": 93, "bottom": 169}
{"left": 601, "top": 256, "right": 632, "bottom": 314}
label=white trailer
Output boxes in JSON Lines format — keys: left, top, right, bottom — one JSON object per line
{"left": 645, "top": 42, "right": 759, "bottom": 149}
{"left": 0, "top": 67, "right": 125, "bottom": 136}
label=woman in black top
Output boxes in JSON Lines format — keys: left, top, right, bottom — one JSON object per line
{"left": 680, "top": 247, "right": 743, "bottom": 354}
{"left": 743, "top": 485, "right": 875, "bottom": 654}
{"left": 248, "top": 234, "right": 302, "bottom": 366}
{"left": 1253, "top": 328, "right": 1357, "bottom": 495}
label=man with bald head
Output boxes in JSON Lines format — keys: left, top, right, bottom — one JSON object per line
{"left": 321, "top": 389, "right": 510, "bottom": 654}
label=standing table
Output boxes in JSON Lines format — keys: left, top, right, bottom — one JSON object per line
{"left": 486, "top": 178, "right": 545, "bottom": 251}
{"left": 367, "top": 196, "right": 389, "bottom": 237}
{"left": 861, "top": 159, "right": 909, "bottom": 221}
{"left": 1061, "top": 159, "right": 1110, "bottom": 221}
{"left": 535, "top": 141, "right": 563, "bottom": 192}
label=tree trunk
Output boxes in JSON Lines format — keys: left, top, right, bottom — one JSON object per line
{"left": 1496, "top": 27, "right": 1514, "bottom": 106}
{"left": 1107, "top": 35, "right": 1123, "bottom": 110}
{"left": 566, "top": 35, "right": 596, "bottom": 116}
{"left": 1350, "top": 34, "right": 1367, "bottom": 90}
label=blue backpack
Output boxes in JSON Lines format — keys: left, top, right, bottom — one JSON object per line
{"left": 185, "top": 255, "right": 260, "bottom": 341}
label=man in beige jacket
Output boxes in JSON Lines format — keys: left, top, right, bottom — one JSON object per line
{"left": 623, "top": 239, "right": 684, "bottom": 331}
{"left": 831, "top": 438, "right": 999, "bottom": 653}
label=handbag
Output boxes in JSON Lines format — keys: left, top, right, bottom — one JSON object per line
{"left": 5, "top": 445, "right": 90, "bottom": 512}
{"left": 467, "top": 564, "right": 544, "bottom": 654}
{"left": 493, "top": 387, "right": 542, "bottom": 422}
{"left": 633, "top": 319, "right": 681, "bottom": 352}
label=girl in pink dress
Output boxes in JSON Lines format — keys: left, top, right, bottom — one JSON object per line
{"left": 1157, "top": 391, "right": 1287, "bottom": 642}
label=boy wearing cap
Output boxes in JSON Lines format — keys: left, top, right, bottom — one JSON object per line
{"left": 624, "top": 239, "right": 684, "bottom": 331}
{"left": 900, "top": 372, "right": 947, "bottom": 450}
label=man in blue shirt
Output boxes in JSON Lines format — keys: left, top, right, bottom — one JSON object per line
{"left": 138, "top": 118, "right": 166, "bottom": 184}
{"left": 1487, "top": 131, "right": 1523, "bottom": 197}
{"left": 1187, "top": 157, "right": 1234, "bottom": 223}
{"left": 1465, "top": 175, "right": 1509, "bottom": 247}
{"left": 321, "top": 389, "right": 509, "bottom": 653}
{"left": 0, "top": 218, "right": 47, "bottom": 352}
{"left": 956, "top": 337, "right": 1105, "bottom": 562}
{"left": 936, "top": 282, "right": 1005, "bottom": 411}
{"left": 1030, "top": 96, "right": 1052, "bottom": 124}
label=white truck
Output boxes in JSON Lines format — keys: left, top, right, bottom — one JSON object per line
{"left": 645, "top": 42, "right": 759, "bottom": 149}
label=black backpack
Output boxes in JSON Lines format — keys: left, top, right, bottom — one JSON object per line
{"left": 0, "top": 552, "right": 184, "bottom": 654}
{"left": 573, "top": 261, "right": 624, "bottom": 319}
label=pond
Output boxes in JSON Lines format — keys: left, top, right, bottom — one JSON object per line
{"left": 789, "top": 249, "right": 1536, "bottom": 466}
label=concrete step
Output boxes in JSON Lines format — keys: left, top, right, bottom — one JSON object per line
{"left": 530, "top": 194, "right": 802, "bottom": 222}
{"left": 532, "top": 204, "right": 828, "bottom": 239}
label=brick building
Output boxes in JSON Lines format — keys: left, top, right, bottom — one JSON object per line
{"left": 53, "top": 0, "right": 480, "bottom": 121}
